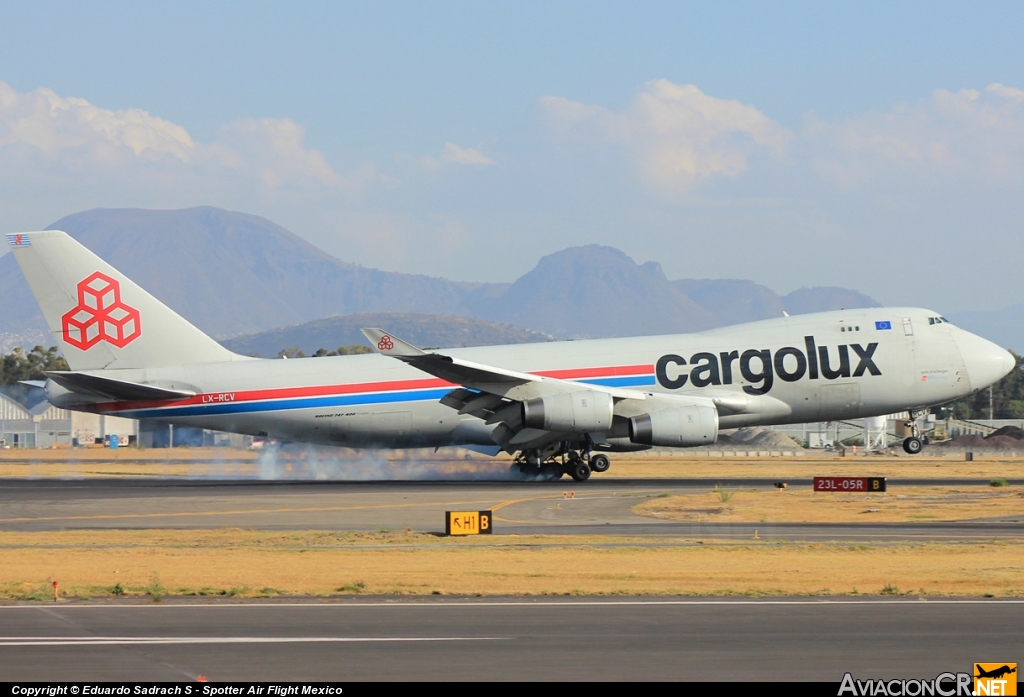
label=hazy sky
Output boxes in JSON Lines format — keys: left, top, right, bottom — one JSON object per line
{"left": 1, "top": 1, "right": 1023, "bottom": 313}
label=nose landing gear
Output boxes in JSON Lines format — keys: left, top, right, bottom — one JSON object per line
{"left": 902, "top": 410, "right": 926, "bottom": 454}
{"left": 902, "top": 436, "right": 923, "bottom": 454}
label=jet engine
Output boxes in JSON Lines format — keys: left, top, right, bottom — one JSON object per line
{"left": 521, "top": 390, "right": 614, "bottom": 432}
{"left": 628, "top": 404, "right": 719, "bottom": 447}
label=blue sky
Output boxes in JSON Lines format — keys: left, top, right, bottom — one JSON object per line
{"left": 2, "top": 1, "right": 1023, "bottom": 312}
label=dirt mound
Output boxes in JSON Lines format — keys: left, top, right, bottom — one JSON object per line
{"left": 937, "top": 434, "right": 989, "bottom": 448}
{"left": 987, "top": 425, "right": 1024, "bottom": 440}
{"left": 938, "top": 433, "right": 1022, "bottom": 449}
{"left": 984, "top": 435, "right": 1022, "bottom": 449}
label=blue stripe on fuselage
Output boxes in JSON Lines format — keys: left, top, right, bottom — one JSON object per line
{"left": 114, "top": 375, "right": 656, "bottom": 419}
{"left": 584, "top": 375, "right": 656, "bottom": 388}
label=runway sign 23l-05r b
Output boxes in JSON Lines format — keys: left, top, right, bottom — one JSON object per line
{"left": 446, "top": 511, "right": 493, "bottom": 536}
{"left": 813, "top": 477, "right": 887, "bottom": 492}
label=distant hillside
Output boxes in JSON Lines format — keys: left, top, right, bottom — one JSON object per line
{"left": 467, "top": 246, "right": 718, "bottom": 338}
{"left": 1, "top": 207, "right": 883, "bottom": 346}
{"left": 781, "top": 286, "right": 881, "bottom": 315}
{"left": 673, "top": 279, "right": 785, "bottom": 328}
{"left": 0, "top": 207, "right": 492, "bottom": 339}
{"left": 467, "top": 245, "right": 881, "bottom": 338}
{"left": 222, "top": 312, "right": 553, "bottom": 357}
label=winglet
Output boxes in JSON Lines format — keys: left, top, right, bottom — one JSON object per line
{"left": 360, "top": 328, "right": 427, "bottom": 358}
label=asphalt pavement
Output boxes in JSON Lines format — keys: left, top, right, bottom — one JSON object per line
{"left": 0, "top": 479, "right": 1020, "bottom": 541}
{"left": 0, "top": 598, "right": 1020, "bottom": 681}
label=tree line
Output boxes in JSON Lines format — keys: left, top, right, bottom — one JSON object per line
{"left": 275, "top": 345, "right": 372, "bottom": 359}
{"left": 947, "top": 351, "right": 1024, "bottom": 420}
{"left": 0, "top": 346, "right": 69, "bottom": 386}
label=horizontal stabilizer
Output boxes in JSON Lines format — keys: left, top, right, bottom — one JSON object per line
{"left": 44, "top": 371, "right": 196, "bottom": 401}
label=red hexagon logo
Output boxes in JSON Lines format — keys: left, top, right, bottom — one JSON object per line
{"left": 61, "top": 272, "right": 142, "bottom": 350}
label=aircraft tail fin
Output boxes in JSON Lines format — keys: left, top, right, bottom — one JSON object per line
{"left": 7, "top": 231, "right": 240, "bottom": 371}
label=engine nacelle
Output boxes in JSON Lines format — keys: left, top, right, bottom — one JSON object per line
{"left": 628, "top": 405, "right": 719, "bottom": 447}
{"left": 521, "top": 390, "right": 614, "bottom": 433}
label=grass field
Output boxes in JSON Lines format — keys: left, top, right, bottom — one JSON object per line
{"left": 1, "top": 529, "right": 1021, "bottom": 600}
{"left": 633, "top": 485, "right": 1024, "bottom": 523}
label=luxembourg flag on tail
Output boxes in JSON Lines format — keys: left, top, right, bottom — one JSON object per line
{"left": 6, "top": 233, "right": 31, "bottom": 247}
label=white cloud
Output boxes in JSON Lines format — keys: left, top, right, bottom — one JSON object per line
{"left": 416, "top": 141, "right": 495, "bottom": 169}
{"left": 221, "top": 117, "right": 342, "bottom": 190}
{"left": 541, "top": 80, "right": 791, "bottom": 194}
{"left": 0, "top": 82, "right": 195, "bottom": 164}
{"left": 441, "top": 142, "right": 493, "bottom": 165}
{"left": 809, "top": 83, "right": 1024, "bottom": 186}
{"left": 0, "top": 81, "right": 371, "bottom": 198}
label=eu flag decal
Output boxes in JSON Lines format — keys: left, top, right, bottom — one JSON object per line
{"left": 875, "top": 321, "right": 892, "bottom": 330}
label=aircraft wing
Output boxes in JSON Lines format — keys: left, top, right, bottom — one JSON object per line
{"left": 361, "top": 328, "right": 651, "bottom": 450}
{"left": 360, "top": 328, "right": 644, "bottom": 402}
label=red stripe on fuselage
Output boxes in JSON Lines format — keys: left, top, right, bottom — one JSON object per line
{"left": 535, "top": 364, "right": 650, "bottom": 380}
{"left": 92, "top": 363, "right": 654, "bottom": 414}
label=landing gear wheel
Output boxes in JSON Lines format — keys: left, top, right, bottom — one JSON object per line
{"left": 590, "top": 453, "right": 610, "bottom": 473}
{"left": 903, "top": 437, "right": 923, "bottom": 454}
{"left": 569, "top": 461, "right": 592, "bottom": 482}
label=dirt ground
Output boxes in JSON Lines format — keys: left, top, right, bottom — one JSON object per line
{"left": 633, "top": 485, "right": 1024, "bottom": 523}
{"left": 0, "top": 529, "right": 1021, "bottom": 600}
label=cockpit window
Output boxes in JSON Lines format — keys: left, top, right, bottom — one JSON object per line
{"left": 928, "top": 316, "right": 952, "bottom": 325}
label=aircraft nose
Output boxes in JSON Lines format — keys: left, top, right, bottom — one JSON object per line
{"left": 955, "top": 330, "right": 1016, "bottom": 390}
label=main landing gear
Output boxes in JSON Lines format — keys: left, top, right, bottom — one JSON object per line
{"left": 902, "top": 410, "right": 927, "bottom": 454}
{"left": 511, "top": 443, "right": 611, "bottom": 482}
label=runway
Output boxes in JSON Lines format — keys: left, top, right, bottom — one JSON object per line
{"left": 0, "top": 479, "right": 1021, "bottom": 541}
{"left": 0, "top": 598, "right": 1020, "bottom": 681}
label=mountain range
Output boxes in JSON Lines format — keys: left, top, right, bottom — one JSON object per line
{"left": 1, "top": 206, "right": 883, "bottom": 349}
{"left": 222, "top": 312, "right": 553, "bottom": 357}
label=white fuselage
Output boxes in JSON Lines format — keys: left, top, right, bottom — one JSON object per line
{"left": 71, "top": 307, "right": 1012, "bottom": 449}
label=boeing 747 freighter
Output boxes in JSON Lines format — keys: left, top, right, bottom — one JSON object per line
{"left": 7, "top": 231, "right": 1015, "bottom": 480}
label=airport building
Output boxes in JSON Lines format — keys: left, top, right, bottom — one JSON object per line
{"left": 0, "top": 391, "right": 138, "bottom": 448}
{"left": 0, "top": 391, "right": 72, "bottom": 448}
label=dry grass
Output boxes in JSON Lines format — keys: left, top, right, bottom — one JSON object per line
{"left": 0, "top": 529, "right": 1021, "bottom": 599}
{"left": 1, "top": 449, "right": 1023, "bottom": 480}
{"left": 604, "top": 455, "right": 1024, "bottom": 480}
{"left": 634, "top": 485, "right": 1024, "bottom": 524}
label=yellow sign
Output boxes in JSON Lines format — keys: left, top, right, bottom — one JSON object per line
{"left": 975, "top": 664, "right": 1017, "bottom": 696}
{"left": 446, "top": 510, "right": 493, "bottom": 536}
